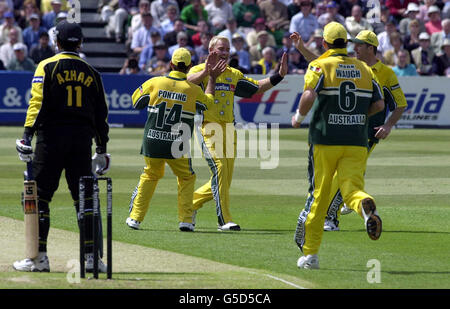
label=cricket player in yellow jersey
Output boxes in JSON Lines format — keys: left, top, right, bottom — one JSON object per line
{"left": 187, "top": 36, "right": 288, "bottom": 231}
{"left": 290, "top": 22, "right": 385, "bottom": 269}
{"left": 126, "top": 48, "right": 227, "bottom": 232}
{"left": 291, "top": 30, "right": 407, "bottom": 231}
{"left": 322, "top": 30, "right": 407, "bottom": 231}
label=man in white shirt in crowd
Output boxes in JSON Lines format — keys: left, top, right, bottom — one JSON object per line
{"left": 218, "top": 18, "right": 246, "bottom": 51}
{"left": 130, "top": 0, "right": 151, "bottom": 34}
{"left": 0, "top": 11, "right": 23, "bottom": 45}
{"left": 205, "top": 0, "right": 233, "bottom": 32}
{"left": 318, "top": 1, "right": 345, "bottom": 28}
{"left": 377, "top": 20, "right": 398, "bottom": 55}
{"left": 160, "top": 5, "right": 179, "bottom": 37}
{"left": 289, "top": 0, "right": 319, "bottom": 44}
{"left": 0, "top": 27, "right": 20, "bottom": 67}
{"left": 345, "top": 5, "right": 373, "bottom": 38}
{"left": 131, "top": 12, "right": 162, "bottom": 54}
{"left": 151, "top": 0, "right": 179, "bottom": 27}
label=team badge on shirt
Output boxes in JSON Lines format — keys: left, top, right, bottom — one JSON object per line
{"left": 32, "top": 76, "right": 44, "bottom": 83}
{"left": 309, "top": 66, "right": 322, "bottom": 73}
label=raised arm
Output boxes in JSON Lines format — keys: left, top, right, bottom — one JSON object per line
{"left": 187, "top": 51, "right": 219, "bottom": 85}
{"left": 290, "top": 32, "right": 320, "bottom": 63}
{"left": 204, "top": 58, "right": 228, "bottom": 96}
{"left": 256, "top": 52, "right": 288, "bottom": 93}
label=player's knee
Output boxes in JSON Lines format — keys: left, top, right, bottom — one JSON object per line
{"left": 186, "top": 172, "right": 196, "bottom": 181}
{"left": 38, "top": 199, "right": 49, "bottom": 214}
{"left": 143, "top": 170, "right": 164, "bottom": 181}
{"left": 176, "top": 173, "right": 196, "bottom": 186}
{"left": 36, "top": 189, "right": 53, "bottom": 204}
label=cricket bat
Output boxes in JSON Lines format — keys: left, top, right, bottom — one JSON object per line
{"left": 23, "top": 161, "right": 39, "bottom": 259}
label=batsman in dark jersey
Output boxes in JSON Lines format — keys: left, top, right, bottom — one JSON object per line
{"left": 14, "top": 21, "right": 110, "bottom": 273}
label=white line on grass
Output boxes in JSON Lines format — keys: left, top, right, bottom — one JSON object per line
{"left": 264, "top": 274, "right": 307, "bottom": 289}
{"left": 248, "top": 271, "right": 307, "bottom": 289}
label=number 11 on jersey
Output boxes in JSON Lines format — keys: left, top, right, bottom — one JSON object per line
{"left": 66, "top": 85, "right": 82, "bottom": 107}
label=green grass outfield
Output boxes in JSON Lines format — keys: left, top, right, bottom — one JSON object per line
{"left": 0, "top": 126, "right": 449, "bottom": 289}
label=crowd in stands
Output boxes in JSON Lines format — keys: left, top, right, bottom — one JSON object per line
{"left": 0, "top": 0, "right": 76, "bottom": 71}
{"left": 110, "top": 0, "right": 450, "bottom": 77}
{"left": 0, "top": 0, "right": 448, "bottom": 76}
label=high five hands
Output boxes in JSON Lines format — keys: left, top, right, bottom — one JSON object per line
{"left": 206, "top": 51, "right": 228, "bottom": 78}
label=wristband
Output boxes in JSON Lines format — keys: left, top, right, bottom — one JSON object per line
{"left": 269, "top": 72, "right": 284, "bottom": 86}
{"left": 294, "top": 110, "right": 305, "bottom": 124}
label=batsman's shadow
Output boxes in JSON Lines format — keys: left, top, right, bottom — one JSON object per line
{"left": 137, "top": 228, "right": 293, "bottom": 235}
{"left": 239, "top": 229, "right": 293, "bottom": 235}
{"left": 194, "top": 228, "right": 293, "bottom": 235}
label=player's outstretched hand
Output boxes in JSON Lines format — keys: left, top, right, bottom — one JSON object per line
{"left": 210, "top": 59, "right": 228, "bottom": 79}
{"left": 279, "top": 52, "right": 288, "bottom": 77}
{"left": 92, "top": 153, "right": 111, "bottom": 175}
{"left": 16, "top": 139, "right": 33, "bottom": 162}
{"left": 205, "top": 51, "right": 218, "bottom": 73}
{"left": 290, "top": 32, "right": 305, "bottom": 51}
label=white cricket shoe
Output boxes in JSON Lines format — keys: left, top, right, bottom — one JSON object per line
{"left": 297, "top": 254, "right": 319, "bottom": 269}
{"left": 85, "top": 253, "right": 107, "bottom": 273}
{"left": 218, "top": 222, "right": 241, "bottom": 231}
{"left": 126, "top": 217, "right": 141, "bottom": 230}
{"left": 340, "top": 204, "right": 353, "bottom": 215}
{"left": 179, "top": 222, "right": 195, "bottom": 232}
{"left": 361, "top": 198, "right": 382, "bottom": 240}
{"left": 13, "top": 252, "right": 50, "bottom": 272}
{"left": 324, "top": 219, "right": 340, "bottom": 231}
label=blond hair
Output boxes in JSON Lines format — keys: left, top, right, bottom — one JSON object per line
{"left": 209, "top": 36, "right": 230, "bottom": 50}
{"left": 408, "top": 19, "right": 419, "bottom": 29}
{"left": 389, "top": 32, "right": 402, "bottom": 43}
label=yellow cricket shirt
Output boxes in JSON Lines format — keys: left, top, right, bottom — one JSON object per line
{"left": 188, "top": 63, "right": 259, "bottom": 124}
{"left": 303, "top": 48, "right": 384, "bottom": 147}
{"left": 132, "top": 70, "right": 214, "bottom": 158}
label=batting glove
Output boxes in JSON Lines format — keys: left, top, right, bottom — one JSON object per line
{"left": 16, "top": 139, "right": 33, "bottom": 162}
{"left": 92, "top": 153, "right": 111, "bottom": 175}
